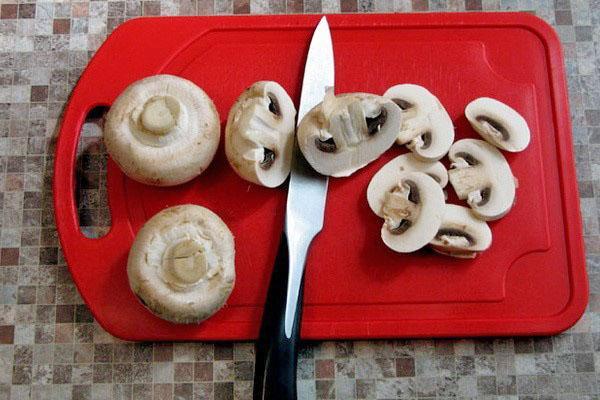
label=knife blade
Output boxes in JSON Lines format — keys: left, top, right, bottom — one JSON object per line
{"left": 253, "top": 16, "right": 334, "bottom": 400}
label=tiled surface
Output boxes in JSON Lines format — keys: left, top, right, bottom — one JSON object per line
{"left": 0, "top": 0, "right": 599, "bottom": 399}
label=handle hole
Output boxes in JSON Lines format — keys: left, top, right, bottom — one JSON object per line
{"left": 75, "top": 105, "right": 112, "bottom": 239}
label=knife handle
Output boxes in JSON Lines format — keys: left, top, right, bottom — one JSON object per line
{"left": 253, "top": 231, "right": 302, "bottom": 400}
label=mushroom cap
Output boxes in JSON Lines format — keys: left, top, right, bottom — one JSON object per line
{"left": 465, "top": 97, "right": 530, "bottom": 152}
{"left": 429, "top": 204, "right": 492, "bottom": 258}
{"left": 447, "top": 139, "right": 516, "bottom": 221}
{"left": 127, "top": 204, "right": 235, "bottom": 324}
{"left": 225, "top": 81, "right": 296, "bottom": 188}
{"left": 367, "top": 153, "right": 448, "bottom": 217}
{"left": 297, "top": 90, "right": 402, "bottom": 177}
{"left": 380, "top": 172, "right": 445, "bottom": 253}
{"left": 383, "top": 84, "right": 454, "bottom": 161}
{"left": 104, "top": 75, "right": 220, "bottom": 186}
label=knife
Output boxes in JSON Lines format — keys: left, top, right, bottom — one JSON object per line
{"left": 253, "top": 16, "right": 334, "bottom": 400}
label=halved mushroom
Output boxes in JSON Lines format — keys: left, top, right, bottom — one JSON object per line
{"left": 297, "top": 89, "right": 401, "bottom": 177}
{"left": 465, "top": 97, "right": 530, "bottom": 152}
{"left": 383, "top": 84, "right": 454, "bottom": 161}
{"left": 225, "top": 81, "right": 296, "bottom": 187}
{"left": 447, "top": 139, "right": 516, "bottom": 221}
{"left": 127, "top": 205, "right": 235, "bottom": 324}
{"left": 367, "top": 153, "right": 448, "bottom": 217}
{"left": 104, "top": 75, "right": 220, "bottom": 186}
{"left": 429, "top": 204, "right": 492, "bottom": 258}
{"left": 379, "top": 172, "right": 445, "bottom": 253}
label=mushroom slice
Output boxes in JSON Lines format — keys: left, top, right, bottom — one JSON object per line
{"left": 367, "top": 153, "right": 448, "bottom": 217}
{"left": 465, "top": 97, "right": 530, "bottom": 152}
{"left": 380, "top": 172, "right": 445, "bottom": 253}
{"left": 127, "top": 205, "right": 235, "bottom": 324}
{"left": 297, "top": 89, "right": 401, "bottom": 177}
{"left": 225, "top": 81, "right": 296, "bottom": 187}
{"left": 383, "top": 84, "right": 454, "bottom": 161}
{"left": 429, "top": 204, "right": 492, "bottom": 258}
{"left": 104, "top": 75, "right": 220, "bottom": 186}
{"left": 447, "top": 139, "right": 516, "bottom": 221}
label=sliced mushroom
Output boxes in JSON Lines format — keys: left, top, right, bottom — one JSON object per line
{"left": 225, "top": 81, "right": 296, "bottom": 187}
{"left": 465, "top": 97, "right": 530, "bottom": 152}
{"left": 383, "top": 84, "right": 454, "bottom": 161}
{"left": 127, "top": 205, "right": 235, "bottom": 324}
{"left": 367, "top": 153, "right": 448, "bottom": 217}
{"left": 447, "top": 139, "right": 516, "bottom": 221}
{"left": 429, "top": 204, "right": 492, "bottom": 258}
{"left": 297, "top": 89, "right": 401, "bottom": 177}
{"left": 104, "top": 75, "right": 220, "bottom": 186}
{"left": 379, "top": 172, "right": 445, "bottom": 253}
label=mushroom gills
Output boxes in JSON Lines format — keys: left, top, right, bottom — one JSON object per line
{"left": 476, "top": 116, "right": 509, "bottom": 141}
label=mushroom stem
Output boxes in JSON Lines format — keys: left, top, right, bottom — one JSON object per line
{"left": 141, "top": 96, "right": 180, "bottom": 135}
{"left": 164, "top": 239, "right": 208, "bottom": 285}
{"left": 447, "top": 167, "right": 486, "bottom": 200}
{"left": 382, "top": 187, "right": 418, "bottom": 233}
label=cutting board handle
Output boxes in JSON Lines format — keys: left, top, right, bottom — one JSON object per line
{"left": 53, "top": 95, "right": 133, "bottom": 281}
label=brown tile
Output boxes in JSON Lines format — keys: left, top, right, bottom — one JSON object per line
{"left": 234, "top": 361, "right": 253, "bottom": 381}
{"left": 174, "top": 383, "right": 193, "bottom": 400}
{"left": 1, "top": 4, "right": 18, "bottom": 19}
{"left": 214, "top": 343, "right": 233, "bottom": 360}
{"left": 555, "top": 10, "right": 572, "bottom": 24}
{"left": 37, "top": 285, "right": 55, "bottom": 304}
{"left": 53, "top": 18, "right": 70, "bottom": 35}
{"left": 133, "top": 383, "right": 152, "bottom": 399}
{"left": 315, "top": 359, "right": 335, "bottom": 379}
{"left": 233, "top": 0, "right": 250, "bottom": 13}
{"left": 113, "top": 344, "right": 133, "bottom": 363}
{"left": 214, "top": 382, "right": 233, "bottom": 400}
{"left": 75, "top": 304, "right": 94, "bottom": 323}
{"left": 53, "top": 364, "right": 72, "bottom": 384}
{"left": 134, "top": 343, "right": 153, "bottom": 362}
{"left": 72, "top": 384, "right": 91, "bottom": 400}
{"left": 30, "top": 86, "right": 48, "bottom": 102}
{"left": 18, "top": 3, "right": 35, "bottom": 18}
{"left": 72, "top": 2, "right": 89, "bottom": 17}
{"left": 35, "top": 324, "right": 54, "bottom": 344}
{"left": 288, "top": 0, "right": 304, "bottom": 12}
{"left": 194, "top": 362, "right": 213, "bottom": 381}
{"left": 5, "top": 174, "right": 24, "bottom": 191}
{"left": 412, "top": 0, "right": 429, "bottom": 10}
{"left": 14, "top": 345, "right": 33, "bottom": 365}
{"left": 132, "top": 363, "right": 151, "bottom": 383}
{"left": 17, "top": 286, "right": 36, "bottom": 304}
{"left": 23, "top": 191, "right": 41, "bottom": 208}
{"left": 36, "top": 305, "right": 55, "bottom": 323}
{"left": 514, "top": 338, "right": 534, "bottom": 353}
{"left": 143, "top": 1, "right": 161, "bottom": 15}
{"left": 316, "top": 380, "right": 335, "bottom": 399}
{"left": 1, "top": 248, "right": 19, "bottom": 266}
{"left": 39, "top": 247, "right": 58, "bottom": 265}
{"left": 154, "top": 383, "right": 172, "bottom": 400}
{"left": 0, "top": 325, "right": 14, "bottom": 344}
{"left": 396, "top": 357, "right": 415, "bottom": 377}
{"left": 13, "top": 365, "right": 32, "bottom": 384}
{"left": 113, "top": 363, "right": 133, "bottom": 383}
{"left": 174, "top": 362, "right": 194, "bottom": 382}
{"left": 55, "top": 323, "right": 73, "bottom": 343}
{"left": 154, "top": 343, "right": 173, "bottom": 362}
{"left": 94, "top": 344, "right": 113, "bottom": 363}
{"left": 356, "top": 379, "right": 375, "bottom": 398}
{"left": 465, "top": 0, "right": 483, "bottom": 9}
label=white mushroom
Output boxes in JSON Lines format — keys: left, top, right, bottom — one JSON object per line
{"left": 225, "top": 81, "right": 296, "bottom": 187}
{"left": 104, "top": 75, "right": 220, "bottom": 186}
{"left": 379, "top": 172, "right": 445, "bottom": 253}
{"left": 429, "top": 204, "right": 492, "bottom": 258}
{"left": 127, "top": 205, "right": 235, "bottom": 324}
{"left": 367, "top": 153, "right": 448, "bottom": 217}
{"left": 297, "top": 89, "right": 401, "bottom": 177}
{"left": 465, "top": 97, "right": 530, "bottom": 152}
{"left": 447, "top": 139, "right": 516, "bottom": 221}
{"left": 383, "top": 84, "right": 454, "bottom": 161}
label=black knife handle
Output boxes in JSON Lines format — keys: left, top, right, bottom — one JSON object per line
{"left": 253, "top": 231, "right": 303, "bottom": 400}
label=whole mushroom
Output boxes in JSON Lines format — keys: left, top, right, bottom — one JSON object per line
{"left": 225, "top": 81, "right": 296, "bottom": 187}
{"left": 297, "top": 89, "right": 401, "bottom": 177}
{"left": 447, "top": 139, "right": 516, "bottom": 221}
{"left": 465, "top": 97, "right": 530, "bottom": 152}
{"left": 104, "top": 75, "right": 220, "bottom": 186}
{"left": 383, "top": 84, "right": 454, "bottom": 161}
{"left": 378, "top": 171, "right": 445, "bottom": 253}
{"left": 429, "top": 204, "right": 492, "bottom": 258}
{"left": 367, "top": 153, "right": 448, "bottom": 217}
{"left": 127, "top": 205, "right": 235, "bottom": 324}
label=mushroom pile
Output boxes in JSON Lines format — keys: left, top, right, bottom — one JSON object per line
{"left": 367, "top": 85, "right": 530, "bottom": 257}
{"left": 103, "top": 74, "right": 532, "bottom": 324}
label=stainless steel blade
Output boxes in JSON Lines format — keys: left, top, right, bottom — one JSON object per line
{"left": 283, "top": 16, "right": 334, "bottom": 338}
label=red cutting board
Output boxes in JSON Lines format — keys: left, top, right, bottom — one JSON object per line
{"left": 53, "top": 13, "right": 588, "bottom": 341}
